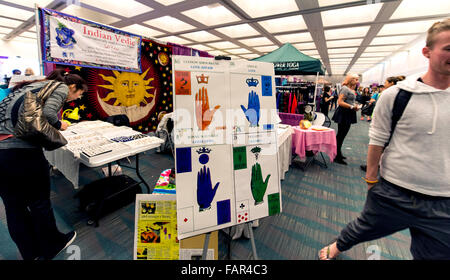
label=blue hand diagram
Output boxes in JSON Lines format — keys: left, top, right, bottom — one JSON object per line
{"left": 197, "top": 166, "right": 220, "bottom": 211}
{"left": 240, "top": 91, "right": 260, "bottom": 127}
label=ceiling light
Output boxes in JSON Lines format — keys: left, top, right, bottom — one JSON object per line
{"left": 258, "top": 15, "right": 307, "bottom": 33}
{"left": 365, "top": 45, "right": 402, "bottom": 52}
{"left": 378, "top": 19, "right": 444, "bottom": 36}
{"left": 144, "top": 16, "right": 195, "bottom": 33}
{"left": 182, "top": 31, "right": 221, "bottom": 42}
{"left": 226, "top": 48, "right": 252, "bottom": 54}
{"left": 328, "top": 47, "right": 358, "bottom": 54}
{"left": 238, "top": 37, "right": 273, "bottom": 46}
{"left": 326, "top": 38, "right": 363, "bottom": 48}
{"left": 2, "top": 0, "right": 53, "bottom": 8}
{"left": 61, "top": 5, "right": 120, "bottom": 25}
{"left": 182, "top": 4, "right": 240, "bottom": 26}
{"left": 275, "top": 32, "right": 313, "bottom": 43}
{"left": 293, "top": 42, "right": 317, "bottom": 50}
{"left": 189, "top": 44, "right": 213, "bottom": 51}
{"left": 324, "top": 26, "right": 369, "bottom": 40}
{"left": 80, "top": 0, "right": 153, "bottom": 17}
{"left": 121, "top": 24, "right": 164, "bottom": 37}
{"left": 230, "top": 0, "right": 299, "bottom": 18}
{"left": 0, "top": 4, "right": 34, "bottom": 20}
{"left": 390, "top": 0, "right": 450, "bottom": 20}
{"left": 158, "top": 35, "right": 192, "bottom": 45}
{"left": 253, "top": 45, "right": 279, "bottom": 52}
{"left": 152, "top": 0, "right": 184, "bottom": 5}
{"left": 318, "top": 0, "right": 356, "bottom": 7}
{"left": 207, "top": 41, "right": 240, "bottom": 49}
{"left": 370, "top": 35, "right": 419, "bottom": 46}
{"left": 215, "top": 24, "right": 260, "bottom": 38}
{"left": 0, "top": 17, "right": 24, "bottom": 28}
{"left": 321, "top": 3, "right": 382, "bottom": 27}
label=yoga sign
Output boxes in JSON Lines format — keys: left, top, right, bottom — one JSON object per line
{"left": 41, "top": 8, "right": 141, "bottom": 72}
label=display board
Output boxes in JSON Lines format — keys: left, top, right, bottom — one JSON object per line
{"left": 134, "top": 194, "right": 179, "bottom": 260}
{"left": 172, "top": 56, "right": 282, "bottom": 239}
{"left": 41, "top": 8, "right": 141, "bottom": 72}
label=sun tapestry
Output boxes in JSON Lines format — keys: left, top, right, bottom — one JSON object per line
{"left": 58, "top": 38, "right": 173, "bottom": 133}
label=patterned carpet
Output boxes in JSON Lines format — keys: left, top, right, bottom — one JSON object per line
{"left": 0, "top": 114, "right": 412, "bottom": 260}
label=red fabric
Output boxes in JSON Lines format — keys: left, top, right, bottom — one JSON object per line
{"left": 290, "top": 94, "right": 298, "bottom": 113}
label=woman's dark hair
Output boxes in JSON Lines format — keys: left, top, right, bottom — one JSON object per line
{"left": 12, "top": 68, "right": 87, "bottom": 92}
{"left": 324, "top": 86, "right": 330, "bottom": 93}
{"left": 386, "top": 76, "right": 400, "bottom": 85}
{"left": 363, "top": 87, "right": 370, "bottom": 95}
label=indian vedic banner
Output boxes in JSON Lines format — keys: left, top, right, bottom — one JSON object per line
{"left": 42, "top": 8, "right": 141, "bottom": 72}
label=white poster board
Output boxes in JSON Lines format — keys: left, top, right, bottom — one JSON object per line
{"left": 172, "top": 56, "right": 281, "bottom": 239}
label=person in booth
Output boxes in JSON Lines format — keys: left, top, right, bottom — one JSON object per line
{"left": 0, "top": 69, "right": 88, "bottom": 260}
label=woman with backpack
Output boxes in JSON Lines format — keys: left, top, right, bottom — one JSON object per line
{"left": 0, "top": 69, "right": 87, "bottom": 260}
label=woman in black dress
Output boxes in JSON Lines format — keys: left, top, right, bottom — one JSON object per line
{"left": 332, "top": 74, "right": 360, "bottom": 165}
{"left": 320, "top": 85, "right": 334, "bottom": 117}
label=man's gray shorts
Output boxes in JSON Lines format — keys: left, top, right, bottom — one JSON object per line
{"left": 336, "top": 178, "right": 450, "bottom": 260}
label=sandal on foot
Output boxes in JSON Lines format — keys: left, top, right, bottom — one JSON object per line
{"left": 318, "top": 244, "right": 337, "bottom": 260}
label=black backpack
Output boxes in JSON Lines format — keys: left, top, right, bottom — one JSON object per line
{"left": 385, "top": 88, "right": 413, "bottom": 148}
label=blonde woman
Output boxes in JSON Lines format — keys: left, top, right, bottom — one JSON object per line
{"left": 331, "top": 74, "right": 360, "bottom": 165}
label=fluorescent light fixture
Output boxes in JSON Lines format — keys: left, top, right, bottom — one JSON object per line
{"left": 158, "top": 35, "right": 193, "bottom": 45}
{"left": 189, "top": 44, "right": 213, "bottom": 51}
{"left": 253, "top": 45, "right": 279, "bottom": 52}
{"left": 0, "top": 17, "right": 24, "bottom": 28}
{"left": 121, "top": 24, "right": 164, "bottom": 37}
{"left": 275, "top": 32, "right": 313, "bottom": 43}
{"left": 360, "top": 52, "right": 392, "bottom": 57}
{"left": 207, "top": 41, "right": 240, "bottom": 49}
{"left": 302, "top": 50, "right": 319, "bottom": 55}
{"left": 215, "top": 23, "right": 260, "bottom": 38}
{"left": 258, "top": 15, "right": 307, "bottom": 33}
{"left": 144, "top": 16, "right": 195, "bottom": 33}
{"left": 240, "top": 53, "right": 260, "bottom": 59}
{"left": 318, "top": 0, "right": 355, "bottom": 7}
{"left": 61, "top": 5, "right": 120, "bottom": 25}
{"left": 230, "top": 0, "right": 299, "bottom": 18}
{"left": 182, "top": 30, "right": 221, "bottom": 42}
{"left": 326, "top": 38, "right": 363, "bottom": 48}
{"left": 182, "top": 4, "right": 240, "bottom": 26}
{"left": 0, "top": 4, "right": 34, "bottom": 20}
{"left": 208, "top": 50, "right": 229, "bottom": 56}
{"left": 226, "top": 48, "right": 252, "bottom": 54}
{"left": 390, "top": 0, "right": 450, "bottom": 20}
{"left": 152, "top": 0, "right": 184, "bottom": 5}
{"left": 324, "top": 26, "right": 369, "bottom": 40}
{"left": 328, "top": 47, "right": 358, "bottom": 54}
{"left": 80, "top": 0, "right": 153, "bottom": 17}
{"left": 370, "top": 35, "right": 419, "bottom": 46}
{"left": 378, "top": 19, "right": 443, "bottom": 36}
{"left": 2, "top": 0, "right": 53, "bottom": 8}
{"left": 0, "top": 27, "right": 13, "bottom": 34}
{"left": 321, "top": 3, "right": 382, "bottom": 27}
{"left": 293, "top": 42, "right": 317, "bottom": 50}
{"left": 238, "top": 37, "right": 273, "bottom": 46}
{"left": 365, "top": 45, "right": 402, "bottom": 52}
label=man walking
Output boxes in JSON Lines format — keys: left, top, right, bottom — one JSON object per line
{"left": 319, "top": 18, "right": 450, "bottom": 260}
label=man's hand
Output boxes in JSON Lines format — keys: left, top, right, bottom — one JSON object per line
{"left": 60, "top": 120, "right": 70, "bottom": 131}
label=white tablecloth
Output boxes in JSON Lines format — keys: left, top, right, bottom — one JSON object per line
{"left": 277, "top": 125, "right": 294, "bottom": 181}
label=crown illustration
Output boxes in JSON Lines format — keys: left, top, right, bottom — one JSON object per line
{"left": 246, "top": 77, "right": 259, "bottom": 87}
{"left": 196, "top": 147, "right": 211, "bottom": 154}
{"left": 196, "top": 74, "right": 209, "bottom": 84}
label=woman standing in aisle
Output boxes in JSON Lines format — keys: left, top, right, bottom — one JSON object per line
{"left": 0, "top": 69, "right": 87, "bottom": 260}
{"left": 331, "top": 74, "right": 360, "bottom": 165}
{"left": 320, "top": 85, "right": 334, "bottom": 117}
{"left": 359, "top": 87, "right": 372, "bottom": 121}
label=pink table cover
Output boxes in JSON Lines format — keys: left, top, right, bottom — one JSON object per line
{"left": 292, "top": 126, "right": 337, "bottom": 162}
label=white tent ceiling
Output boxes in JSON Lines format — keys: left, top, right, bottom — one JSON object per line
{"left": 0, "top": 0, "right": 449, "bottom": 75}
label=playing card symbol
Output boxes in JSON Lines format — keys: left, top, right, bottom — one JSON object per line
{"left": 237, "top": 212, "right": 249, "bottom": 223}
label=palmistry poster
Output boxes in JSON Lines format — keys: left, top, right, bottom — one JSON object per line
{"left": 56, "top": 38, "right": 173, "bottom": 133}
{"left": 172, "top": 56, "right": 230, "bottom": 146}
{"left": 233, "top": 143, "right": 281, "bottom": 223}
{"left": 229, "top": 61, "right": 277, "bottom": 135}
{"left": 175, "top": 144, "right": 235, "bottom": 239}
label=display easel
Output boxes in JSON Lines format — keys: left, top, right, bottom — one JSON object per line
{"left": 201, "top": 222, "right": 259, "bottom": 260}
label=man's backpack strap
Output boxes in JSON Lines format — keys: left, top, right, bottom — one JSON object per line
{"left": 385, "top": 89, "right": 413, "bottom": 148}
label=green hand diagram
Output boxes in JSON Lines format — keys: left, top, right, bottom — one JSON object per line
{"left": 250, "top": 163, "right": 271, "bottom": 205}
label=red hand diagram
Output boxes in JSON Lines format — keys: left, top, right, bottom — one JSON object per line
{"left": 195, "top": 87, "right": 220, "bottom": 130}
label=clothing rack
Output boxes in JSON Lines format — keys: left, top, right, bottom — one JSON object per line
{"left": 276, "top": 82, "right": 316, "bottom": 114}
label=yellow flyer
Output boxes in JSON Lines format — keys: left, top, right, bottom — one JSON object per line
{"left": 134, "top": 194, "right": 179, "bottom": 260}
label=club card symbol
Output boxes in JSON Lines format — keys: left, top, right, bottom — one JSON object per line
{"left": 246, "top": 77, "right": 259, "bottom": 87}
{"left": 197, "top": 166, "right": 220, "bottom": 212}
{"left": 250, "top": 146, "right": 271, "bottom": 205}
{"left": 196, "top": 74, "right": 209, "bottom": 84}
{"left": 197, "top": 146, "right": 211, "bottom": 165}
{"left": 240, "top": 91, "right": 260, "bottom": 127}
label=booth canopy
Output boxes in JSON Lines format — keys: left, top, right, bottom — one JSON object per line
{"left": 252, "top": 43, "right": 325, "bottom": 75}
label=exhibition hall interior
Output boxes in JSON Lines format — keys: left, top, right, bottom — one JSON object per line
{"left": 0, "top": 0, "right": 449, "bottom": 261}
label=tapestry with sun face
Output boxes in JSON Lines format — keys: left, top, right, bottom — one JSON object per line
{"left": 57, "top": 38, "right": 173, "bottom": 133}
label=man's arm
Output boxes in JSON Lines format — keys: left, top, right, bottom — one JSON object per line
{"left": 366, "top": 144, "right": 384, "bottom": 189}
